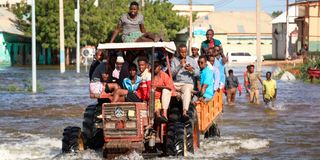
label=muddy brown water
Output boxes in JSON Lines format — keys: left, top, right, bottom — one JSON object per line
{"left": 0, "top": 66, "right": 319, "bottom": 160}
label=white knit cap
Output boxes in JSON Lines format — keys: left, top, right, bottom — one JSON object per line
{"left": 191, "top": 42, "right": 199, "bottom": 49}
{"left": 116, "top": 56, "right": 125, "bottom": 63}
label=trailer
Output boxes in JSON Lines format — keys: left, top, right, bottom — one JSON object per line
{"left": 61, "top": 42, "right": 223, "bottom": 158}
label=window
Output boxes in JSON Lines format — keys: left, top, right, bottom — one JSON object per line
{"left": 231, "top": 52, "right": 244, "bottom": 56}
{"left": 244, "top": 53, "right": 251, "bottom": 56}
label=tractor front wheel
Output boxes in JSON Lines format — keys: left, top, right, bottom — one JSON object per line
{"left": 62, "top": 126, "right": 85, "bottom": 153}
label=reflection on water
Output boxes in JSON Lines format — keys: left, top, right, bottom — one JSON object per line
{"left": 0, "top": 66, "right": 320, "bottom": 159}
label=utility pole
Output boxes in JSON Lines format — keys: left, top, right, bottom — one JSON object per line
{"left": 189, "top": 0, "right": 193, "bottom": 55}
{"left": 256, "top": 0, "right": 262, "bottom": 72}
{"left": 31, "top": 0, "right": 36, "bottom": 93}
{"left": 76, "top": 0, "right": 80, "bottom": 73}
{"left": 285, "top": 0, "right": 289, "bottom": 59}
{"left": 59, "top": 0, "right": 65, "bottom": 73}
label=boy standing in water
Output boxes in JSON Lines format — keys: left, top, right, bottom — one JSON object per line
{"left": 225, "top": 69, "right": 242, "bottom": 106}
{"left": 263, "top": 72, "right": 277, "bottom": 107}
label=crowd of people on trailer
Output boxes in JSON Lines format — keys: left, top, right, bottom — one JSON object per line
{"left": 89, "top": 1, "right": 278, "bottom": 122}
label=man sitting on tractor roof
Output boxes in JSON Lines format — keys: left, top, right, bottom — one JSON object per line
{"left": 110, "top": 1, "right": 146, "bottom": 43}
{"left": 171, "top": 44, "right": 200, "bottom": 119}
{"left": 153, "top": 61, "right": 175, "bottom": 122}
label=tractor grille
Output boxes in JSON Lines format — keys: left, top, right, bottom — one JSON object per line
{"left": 103, "top": 104, "right": 138, "bottom": 137}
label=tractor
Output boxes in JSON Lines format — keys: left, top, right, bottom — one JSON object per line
{"left": 61, "top": 42, "right": 223, "bottom": 158}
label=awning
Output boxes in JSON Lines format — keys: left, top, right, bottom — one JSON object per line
{"left": 97, "top": 42, "right": 177, "bottom": 54}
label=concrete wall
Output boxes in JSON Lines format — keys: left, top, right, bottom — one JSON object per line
{"left": 308, "top": 5, "right": 320, "bottom": 52}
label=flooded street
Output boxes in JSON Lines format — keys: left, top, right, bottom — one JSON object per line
{"left": 0, "top": 66, "right": 320, "bottom": 160}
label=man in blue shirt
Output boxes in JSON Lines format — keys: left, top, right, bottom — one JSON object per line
{"left": 112, "top": 63, "right": 142, "bottom": 102}
{"left": 212, "top": 46, "right": 228, "bottom": 89}
{"left": 196, "top": 55, "right": 214, "bottom": 102}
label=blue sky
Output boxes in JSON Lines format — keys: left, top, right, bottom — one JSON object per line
{"left": 169, "top": 0, "right": 296, "bottom": 13}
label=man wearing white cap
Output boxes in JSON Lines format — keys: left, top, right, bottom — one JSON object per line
{"left": 112, "top": 56, "right": 125, "bottom": 81}
{"left": 191, "top": 42, "right": 200, "bottom": 62}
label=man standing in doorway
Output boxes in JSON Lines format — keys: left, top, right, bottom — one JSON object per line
{"left": 245, "top": 65, "right": 263, "bottom": 104}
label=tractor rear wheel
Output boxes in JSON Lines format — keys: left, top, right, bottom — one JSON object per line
{"left": 204, "top": 123, "right": 220, "bottom": 138}
{"left": 185, "top": 105, "right": 200, "bottom": 153}
{"left": 166, "top": 122, "right": 185, "bottom": 156}
{"left": 62, "top": 126, "right": 85, "bottom": 153}
{"left": 166, "top": 97, "right": 200, "bottom": 156}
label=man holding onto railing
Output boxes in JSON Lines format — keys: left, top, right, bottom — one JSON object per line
{"left": 195, "top": 56, "right": 214, "bottom": 102}
{"left": 153, "top": 61, "right": 175, "bottom": 122}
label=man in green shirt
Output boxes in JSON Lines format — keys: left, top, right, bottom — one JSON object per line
{"left": 201, "top": 29, "right": 222, "bottom": 56}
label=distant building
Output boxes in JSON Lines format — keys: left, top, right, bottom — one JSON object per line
{"left": 176, "top": 11, "right": 273, "bottom": 56}
{"left": 172, "top": 4, "right": 214, "bottom": 18}
{"left": 0, "top": 8, "right": 50, "bottom": 66}
{"left": 272, "top": 7, "right": 301, "bottom": 59}
{"left": 289, "top": 0, "right": 320, "bottom": 54}
{"left": 0, "top": 0, "right": 28, "bottom": 8}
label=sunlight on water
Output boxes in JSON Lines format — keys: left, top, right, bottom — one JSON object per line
{"left": 114, "top": 151, "right": 144, "bottom": 160}
{"left": 194, "top": 136, "right": 270, "bottom": 158}
{"left": 0, "top": 132, "right": 61, "bottom": 160}
{"left": 264, "top": 101, "right": 287, "bottom": 111}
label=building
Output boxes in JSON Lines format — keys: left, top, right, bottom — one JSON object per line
{"left": 0, "top": 0, "right": 28, "bottom": 8}
{"left": 289, "top": 0, "right": 320, "bottom": 54}
{"left": 0, "top": 8, "right": 51, "bottom": 66}
{"left": 176, "top": 11, "right": 273, "bottom": 56}
{"left": 272, "top": 6, "right": 301, "bottom": 59}
{"left": 172, "top": 4, "right": 214, "bottom": 18}
{"left": 0, "top": 8, "right": 29, "bottom": 66}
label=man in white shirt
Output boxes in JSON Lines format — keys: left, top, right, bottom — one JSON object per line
{"left": 112, "top": 56, "right": 124, "bottom": 81}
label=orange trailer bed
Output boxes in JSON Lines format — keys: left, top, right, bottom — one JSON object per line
{"left": 195, "top": 90, "right": 223, "bottom": 134}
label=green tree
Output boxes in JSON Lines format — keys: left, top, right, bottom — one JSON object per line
{"left": 271, "top": 10, "right": 283, "bottom": 18}
{"left": 12, "top": 0, "right": 189, "bottom": 47}
{"left": 143, "top": 0, "right": 188, "bottom": 41}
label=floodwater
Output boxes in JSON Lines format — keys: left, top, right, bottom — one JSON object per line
{"left": 0, "top": 66, "right": 319, "bottom": 160}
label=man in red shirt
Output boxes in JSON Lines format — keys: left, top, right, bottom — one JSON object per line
{"left": 244, "top": 65, "right": 251, "bottom": 102}
{"left": 153, "top": 61, "right": 175, "bottom": 121}
{"left": 135, "top": 57, "right": 151, "bottom": 101}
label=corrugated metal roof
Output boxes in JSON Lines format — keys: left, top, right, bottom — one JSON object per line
{"left": 0, "top": 8, "right": 24, "bottom": 35}
{"left": 178, "top": 11, "right": 273, "bottom": 35}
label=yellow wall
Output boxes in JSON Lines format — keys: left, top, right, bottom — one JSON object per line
{"left": 308, "top": 5, "right": 320, "bottom": 51}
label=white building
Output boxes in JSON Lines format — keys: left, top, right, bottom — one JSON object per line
{"left": 172, "top": 4, "right": 214, "bottom": 18}
{"left": 272, "top": 6, "right": 303, "bottom": 59}
{"left": 176, "top": 11, "right": 273, "bottom": 56}
{"left": 0, "top": 0, "right": 29, "bottom": 8}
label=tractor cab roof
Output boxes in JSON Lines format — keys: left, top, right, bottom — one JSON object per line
{"left": 97, "top": 42, "right": 176, "bottom": 54}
